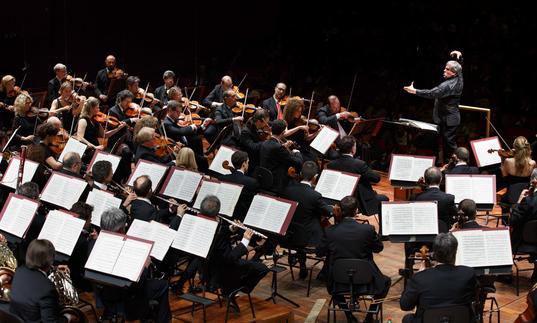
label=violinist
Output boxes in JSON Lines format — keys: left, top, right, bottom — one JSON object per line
{"left": 95, "top": 55, "right": 124, "bottom": 105}
{"left": 259, "top": 119, "right": 303, "bottom": 193}
{"left": 202, "top": 75, "right": 233, "bottom": 109}
{"left": 239, "top": 109, "right": 270, "bottom": 173}
{"left": 317, "top": 195, "right": 390, "bottom": 323}
{"left": 451, "top": 199, "right": 483, "bottom": 230}
{"left": 282, "top": 97, "right": 320, "bottom": 161}
{"left": 76, "top": 97, "right": 127, "bottom": 150}
{"left": 11, "top": 92, "right": 39, "bottom": 146}
{"left": 214, "top": 89, "right": 244, "bottom": 147}
{"left": 441, "top": 147, "right": 479, "bottom": 174}
{"left": 219, "top": 151, "right": 260, "bottom": 222}
{"left": 281, "top": 161, "right": 332, "bottom": 278}
{"left": 317, "top": 95, "right": 355, "bottom": 138}
{"left": 59, "top": 152, "right": 83, "bottom": 179}
{"left": 108, "top": 90, "right": 139, "bottom": 128}
{"left": 134, "top": 126, "right": 178, "bottom": 165}
{"left": 50, "top": 81, "right": 85, "bottom": 132}
{"left": 262, "top": 82, "right": 287, "bottom": 121}
{"left": 26, "top": 122, "right": 63, "bottom": 170}
{"left": 46, "top": 63, "right": 67, "bottom": 106}
{"left": 175, "top": 147, "right": 198, "bottom": 171}
{"left": 510, "top": 169, "right": 537, "bottom": 283}
{"left": 154, "top": 70, "right": 175, "bottom": 106}
{"left": 0, "top": 75, "right": 18, "bottom": 132}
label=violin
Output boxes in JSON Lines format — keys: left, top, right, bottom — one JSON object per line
{"left": 177, "top": 113, "right": 204, "bottom": 127}
{"left": 278, "top": 95, "right": 289, "bottom": 106}
{"left": 124, "top": 102, "right": 152, "bottom": 118}
{"left": 232, "top": 85, "right": 245, "bottom": 99}
{"left": 93, "top": 112, "right": 120, "bottom": 128}
{"left": 48, "top": 128, "right": 69, "bottom": 156}
{"left": 27, "top": 107, "right": 50, "bottom": 119}
{"left": 296, "top": 115, "right": 321, "bottom": 133}
{"left": 515, "top": 283, "right": 537, "bottom": 323}
{"left": 64, "top": 75, "right": 92, "bottom": 88}
{"left": 188, "top": 100, "right": 209, "bottom": 112}
{"left": 232, "top": 102, "right": 256, "bottom": 116}
{"left": 135, "top": 89, "right": 160, "bottom": 104}
{"left": 487, "top": 148, "right": 514, "bottom": 158}
{"left": 340, "top": 107, "right": 360, "bottom": 122}
{"left": 7, "top": 86, "right": 23, "bottom": 98}
{"left": 150, "top": 134, "right": 180, "bottom": 158}
{"left": 107, "top": 68, "right": 127, "bottom": 79}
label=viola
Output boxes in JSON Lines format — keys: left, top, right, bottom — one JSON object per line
{"left": 27, "top": 107, "right": 50, "bottom": 119}
{"left": 232, "top": 85, "right": 245, "bottom": 99}
{"left": 48, "top": 128, "right": 70, "bottom": 156}
{"left": 515, "top": 283, "right": 537, "bottom": 323}
{"left": 64, "top": 75, "right": 92, "bottom": 88}
{"left": 107, "top": 68, "right": 127, "bottom": 79}
{"left": 188, "top": 100, "right": 209, "bottom": 112}
{"left": 340, "top": 107, "right": 360, "bottom": 122}
{"left": 232, "top": 102, "right": 256, "bottom": 116}
{"left": 278, "top": 95, "right": 289, "bottom": 106}
{"left": 296, "top": 115, "right": 321, "bottom": 133}
{"left": 150, "top": 134, "right": 180, "bottom": 158}
{"left": 487, "top": 148, "right": 514, "bottom": 158}
{"left": 135, "top": 90, "right": 160, "bottom": 104}
{"left": 93, "top": 112, "right": 120, "bottom": 128}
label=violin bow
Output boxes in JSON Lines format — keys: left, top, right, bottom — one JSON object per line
{"left": 347, "top": 73, "right": 357, "bottom": 111}
{"left": 138, "top": 83, "right": 150, "bottom": 118}
{"left": 288, "top": 87, "right": 292, "bottom": 98}
{"left": 237, "top": 73, "right": 248, "bottom": 89}
{"left": 241, "top": 88, "right": 250, "bottom": 119}
{"left": 486, "top": 116, "right": 512, "bottom": 150}
{"left": 19, "top": 72, "right": 27, "bottom": 89}
{"left": 306, "top": 91, "right": 315, "bottom": 127}
{"left": 188, "top": 86, "right": 197, "bottom": 101}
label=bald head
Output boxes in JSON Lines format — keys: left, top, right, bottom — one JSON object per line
{"left": 133, "top": 175, "right": 152, "bottom": 198}
{"left": 221, "top": 75, "right": 233, "bottom": 90}
{"left": 63, "top": 152, "right": 82, "bottom": 173}
{"left": 424, "top": 166, "right": 442, "bottom": 186}
{"left": 47, "top": 117, "right": 62, "bottom": 130}
{"left": 105, "top": 55, "right": 116, "bottom": 69}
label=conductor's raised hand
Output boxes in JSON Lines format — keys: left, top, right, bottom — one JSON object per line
{"left": 450, "top": 50, "right": 463, "bottom": 60}
{"left": 403, "top": 81, "right": 416, "bottom": 94}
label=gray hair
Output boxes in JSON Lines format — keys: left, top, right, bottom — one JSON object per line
{"left": 433, "top": 232, "right": 458, "bottom": 264}
{"left": 424, "top": 166, "right": 442, "bottom": 186}
{"left": 54, "top": 63, "right": 66, "bottom": 71}
{"left": 446, "top": 60, "right": 462, "bottom": 76}
{"left": 200, "top": 195, "right": 221, "bottom": 217}
{"left": 17, "top": 182, "right": 40, "bottom": 199}
{"left": 100, "top": 207, "right": 127, "bottom": 232}
{"left": 453, "top": 147, "right": 470, "bottom": 162}
{"left": 163, "top": 70, "right": 175, "bottom": 79}
{"left": 63, "top": 152, "right": 81, "bottom": 170}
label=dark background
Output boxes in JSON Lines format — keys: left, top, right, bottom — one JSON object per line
{"left": 1, "top": 1, "right": 536, "bottom": 144}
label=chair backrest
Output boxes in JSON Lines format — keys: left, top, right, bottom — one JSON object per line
{"left": 0, "top": 305, "right": 25, "bottom": 323}
{"left": 522, "top": 220, "right": 537, "bottom": 244}
{"left": 253, "top": 166, "right": 274, "bottom": 192}
{"left": 422, "top": 305, "right": 472, "bottom": 323}
{"left": 332, "top": 259, "right": 374, "bottom": 285}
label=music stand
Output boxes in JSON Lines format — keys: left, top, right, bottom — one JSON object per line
{"left": 349, "top": 118, "right": 384, "bottom": 162}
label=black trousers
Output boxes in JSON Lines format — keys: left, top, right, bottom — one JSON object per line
{"left": 222, "top": 259, "right": 269, "bottom": 295}
{"left": 439, "top": 122, "right": 459, "bottom": 162}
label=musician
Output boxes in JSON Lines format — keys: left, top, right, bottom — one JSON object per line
{"left": 412, "top": 166, "right": 457, "bottom": 226}
{"left": 510, "top": 169, "right": 537, "bottom": 282}
{"left": 283, "top": 97, "right": 319, "bottom": 161}
{"left": 317, "top": 95, "right": 355, "bottom": 138}
{"left": 175, "top": 147, "right": 198, "bottom": 171}
{"left": 213, "top": 89, "right": 244, "bottom": 147}
{"left": 162, "top": 99, "right": 201, "bottom": 147}
{"left": 134, "top": 126, "right": 178, "bottom": 165}
{"left": 27, "top": 123, "right": 63, "bottom": 170}
{"left": 400, "top": 233, "right": 477, "bottom": 323}
{"left": 262, "top": 82, "right": 286, "bottom": 121}
{"left": 129, "top": 175, "right": 175, "bottom": 223}
{"left": 95, "top": 55, "right": 121, "bottom": 105}
{"left": 11, "top": 92, "right": 38, "bottom": 145}
{"left": 126, "top": 76, "right": 147, "bottom": 107}
{"left": 403, "top": 50, "right": 464, "bottom": 161}
{"left": 95, "top": 207, "right": 171, "bottom": 322}
{"left": 76, "top": 97, "right": 126, "bottom": 150}
{"left": 219, "top": 151, "right": 259, "bottom": 221}
{"left": 202, "top": 75, "right": 233, "bottom": 109}
{"left": 167, "top": 86, "right": 182, "bottom": 102}
{"left": 317, "top": 196, "right": 390, "bottom": 323}
{"left": 10, "top": 239, "right": 68, "bottom": 323}
{"left": 50, "top": 81, "right": 84, "bottom": 133}
{"left": 154, "top": 70, "right": 175, "bottom": 105}
{"left": 46, "top": 63, "right": 68, "bottom": 106}
{"left": 500, "top": 136, "right": 536, "bottom": 208}
{"left": 239, "top": 109, "right": 270, "bottom": 173}
{"left": 281, "top": 161, "right": 332, "bottom": 278}
{"left": 90, "top": 160, "right": 114, "bottom": 191}
{"left": 203, "top": 195, "right": 269, "bottom": 311}
{"left": 452, "top": 199, "right": 483, "bottom": 230}
{"left": 59, "top": 152, "right": 83, "bottom": 178}
{"left": 442, "top": 147, "right": 479, "bottom": 174}
{"left": 260, "top": 119, "right": 303, "bottom": 193}
{"left": 0, "top": 75, "right": 17, "bottom": 132}
{"left": 327, "top": 136, "right": 388, "bottom": 216}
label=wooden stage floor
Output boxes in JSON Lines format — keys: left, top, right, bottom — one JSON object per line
{"left": 83, "top": 173, "right": 534, "bottom": 322}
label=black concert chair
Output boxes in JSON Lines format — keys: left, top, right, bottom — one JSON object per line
{"left": 252, "top": 166, "right": 275, "bottom": 195}
{"left": 326, "top": 259, "right": 382, "bottom": 323}
{"left": 283, "top": 245, "right": 325, "bottom": 297}
{"left": 0, "top": 302, "right": 24, "bottom": 323}
{"left": 421, "top": 304, "right": 474, "bottom": 323}
{"left": 512, "top": 220, "right": 537, "bottom": 295}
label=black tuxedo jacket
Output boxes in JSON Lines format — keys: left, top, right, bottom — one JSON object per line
{"left": 46, "top": 77, "right": 61, "bottom": 107}
{"left": 129, "top": 199, "right": 173, "bottom": 223}
{"left": 219, "top": 171, "right": 259, "bottom": 221}
{"left": 261, "top": 96, "right": 279, "bottom": 121}
{"left": 411, "top": 187, "right": 457, "bottom": 226}
{"left": 202, "top": 84, "right": 224, "bottom": 108}
{"left": 134, "top": 144, "right": 174, "bottom": 165}
{"left": 259, "top": 138, "right": 303, "bottom": 193}
{"left": 445, "top": 164, "right": 479, "bottom": 174}
{"left": 317, "top": 105, "right": 353, "bottom": 134}
{"left": 510, "top": 194, "right": 537, "bottom": 247}
{"left": 400, "top": 264, "right": 477, "bottom": 321}
{"left": 327, "top": 155, "right": 381, "bottom": 215}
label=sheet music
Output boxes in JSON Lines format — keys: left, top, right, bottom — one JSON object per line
{"left": 85, "top": 232, "right": 125, "bottom": 274}
{"left": 445, "top": 175, "right": 495, "bottom": 204}
{"left": 209, "top": 145, "right": 235, "bottom": 175}
{"left": 310, "top": 126, "right": 339, "bottom": 154}
{"left": 40, "top": 173, "right": 87, "bottom": 209}
{"left": 85, "top": 189, "right": 122, "bottom": 226}
{"left": 171, "top": 214, "right": 218, "bottom": 258}
{"left": 471, "top": 137, "right": 502, "bottom": 167}
{"left": 112, "top": 238, "right": 153, "bottom": 282}
{"left": 161, "top": 168, "right": 203, "bottom": 202}
{"left": 399, "top": 118, "right": 438, "bottom": 132}
{"left": 315, "top": 169, "right": 359, "bottom": 201}
{"left": 127, "top": 160, "right": 168, "bottom": 191}
{"left": 381, "top": 202, "right": 438, "bottom": 235}
{"left": 58, "top": 137, "right": 88, "bottom": 162}
{"left": 89, "top": 151, "right": 121, "bottom": 174}
{"left": 244, "top": 195, "right": 292, "bottom": 234}
{"left": 193, "top": 180, "right": 243, "bottom": 217}
{"left": 127, "top": 220, "right": 176, "bottom": 261}
{"left": 0, "top": 195, "right": 39, "bottom": 238}
{"left": 0, "top": 157, "right": 39, "bottom": 189}
{"left": 38, "top": 210, "right": 85, "bottom": 256}
{"left": 389, "top": 155, "right": 434, "bottom": 182}
{"left": 453, "top": 229, "right": 513, "bottom": 267}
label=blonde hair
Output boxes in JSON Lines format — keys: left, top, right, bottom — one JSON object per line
{"left": 283, "top": 96, "right": 304, "bottom": 124}
{"left": 175, "top": 147, "right": 198, "bottom": 171}
{"left": 80, "top": 96, "right": 100, "bottom": 119}
{"left": 59, "top": 81, "right": 72, "bottom": 94}
{"left": 133, "top": 115, "right": 158, "bottom": 138}
{"left": 14, "top": 92, "right": 33, "bottom": 117}
{"left": 135, "top": 126, "right": 154, "bottom": 144}
{"left": 0, "top": 75, "right": 15, "bottom": 92}
{"left": 513, "top": 136, "right": 532, "bottom": 172}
